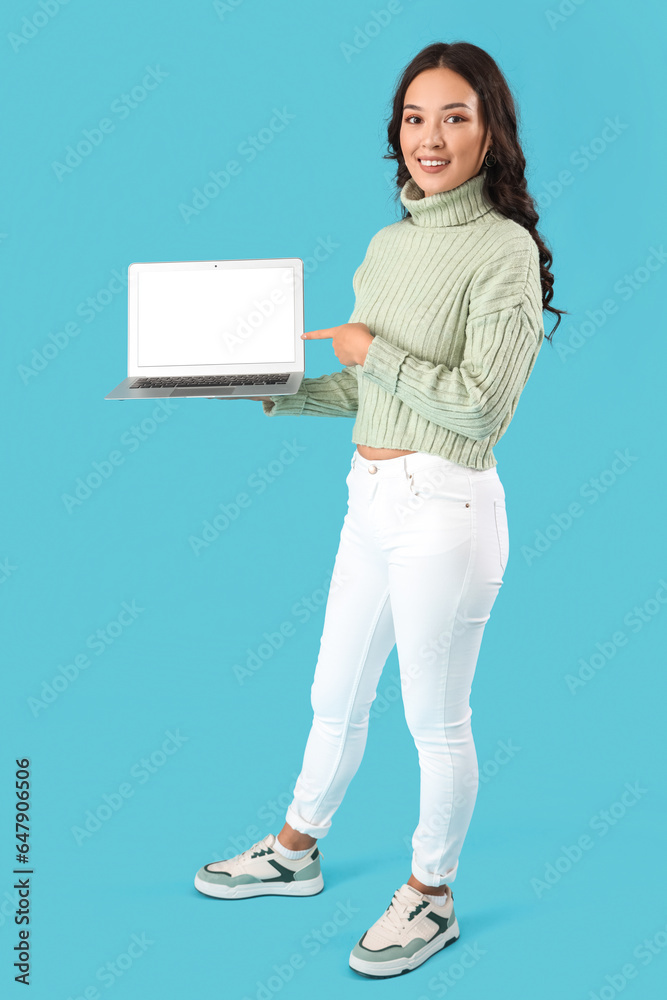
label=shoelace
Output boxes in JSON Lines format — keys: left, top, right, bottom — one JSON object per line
{"left": 233, "top": 837, "right": 321, "bottom": 866}
{"left": 376, "top": 889, "right": 421, "bottom": 936}
{"left": 232, "top": 838, "right": 270, "bottom": 866}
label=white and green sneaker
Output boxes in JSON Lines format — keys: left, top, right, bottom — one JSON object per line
{"left": 194, "top": 833, "right": 324, "bottom": 899}
{"left": 349, "top": 882, "right": 459, "bottom": 978}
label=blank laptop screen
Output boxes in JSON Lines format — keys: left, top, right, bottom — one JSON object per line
{"left": 136, "top": 266, "right": 296, "bottom": 367}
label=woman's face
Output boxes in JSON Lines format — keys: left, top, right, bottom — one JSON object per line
{"left": 399, "top": 67, "right": 492, "bottom": 196}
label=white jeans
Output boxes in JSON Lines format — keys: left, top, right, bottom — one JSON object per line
{"left": 285, "top": 447, "right": 509, "bottom": 887}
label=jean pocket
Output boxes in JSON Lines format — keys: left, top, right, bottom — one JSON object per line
{"left": 493, "top": 498, "right": 509, "bottom": 574}
{"left": 408, "top": 464, "right": 472, "bottom": 504}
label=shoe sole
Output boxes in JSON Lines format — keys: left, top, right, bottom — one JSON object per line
{"left": 194, "top": 872, "right": 324, "bottom": 899}
{"left": 349, "top": 918, "right": 460, "bottom": 978}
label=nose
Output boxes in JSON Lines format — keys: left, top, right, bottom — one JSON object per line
{"left": 423, "top": 133, "right": 444, "bottom": 152}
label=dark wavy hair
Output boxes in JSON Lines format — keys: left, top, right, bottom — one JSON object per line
{"left": 383, "top": 41, "right": 567, "bottom": 343}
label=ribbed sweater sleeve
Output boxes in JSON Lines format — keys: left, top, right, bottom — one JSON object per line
{"left": 261, "top": 365, "right": 358, "bottom": 418}
{"left": 359, "top": 246, "right": 543, "bottom": 441}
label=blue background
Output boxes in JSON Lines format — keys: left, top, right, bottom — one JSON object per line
{"left": 3, "top": 0, "right": 666, "bottom": 996}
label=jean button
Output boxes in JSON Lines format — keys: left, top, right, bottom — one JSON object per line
{"left": 368, "top": 465, "right": 377, "bottom": 474}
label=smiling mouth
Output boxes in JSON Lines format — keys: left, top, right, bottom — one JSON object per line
{"left": 418, "top": 157, "right": 450, "bottom": 166}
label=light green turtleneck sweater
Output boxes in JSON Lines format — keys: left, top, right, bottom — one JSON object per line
{"left": 262, "top": 167, "right": 544, "bottom": 470}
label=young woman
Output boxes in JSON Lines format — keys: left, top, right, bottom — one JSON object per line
{"left": 196, "top": 41, "right": 565, "bottom": 979}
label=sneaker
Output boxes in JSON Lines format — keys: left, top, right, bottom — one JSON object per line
{"left": 194, "top": 833, "right": 324, "bottom": 899}
{"left": 349, "top": 882, "right": 459, "bottom": 978}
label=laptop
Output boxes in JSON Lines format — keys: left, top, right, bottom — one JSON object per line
{"left": 105, "top": 257, "right": 304, "bottom": 399}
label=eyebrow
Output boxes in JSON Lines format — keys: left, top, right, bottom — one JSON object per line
{"left": 403, "top": 103, "right": 473, "bottom": 111}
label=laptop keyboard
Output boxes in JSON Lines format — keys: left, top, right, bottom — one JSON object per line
{"left": 129, "top": 374, "right": 292, "bottom": 389}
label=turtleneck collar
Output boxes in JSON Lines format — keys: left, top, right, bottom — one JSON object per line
{"left": 399, "top": 168, "right": 494, "bottom": 228}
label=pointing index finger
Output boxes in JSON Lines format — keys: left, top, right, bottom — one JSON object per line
{"left": 301, "top": 328, "right": 334, "bottom": 339}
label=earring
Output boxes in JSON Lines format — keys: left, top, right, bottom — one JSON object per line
{"left": 484, "top": 148, "right": 497, "bottom": 167}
